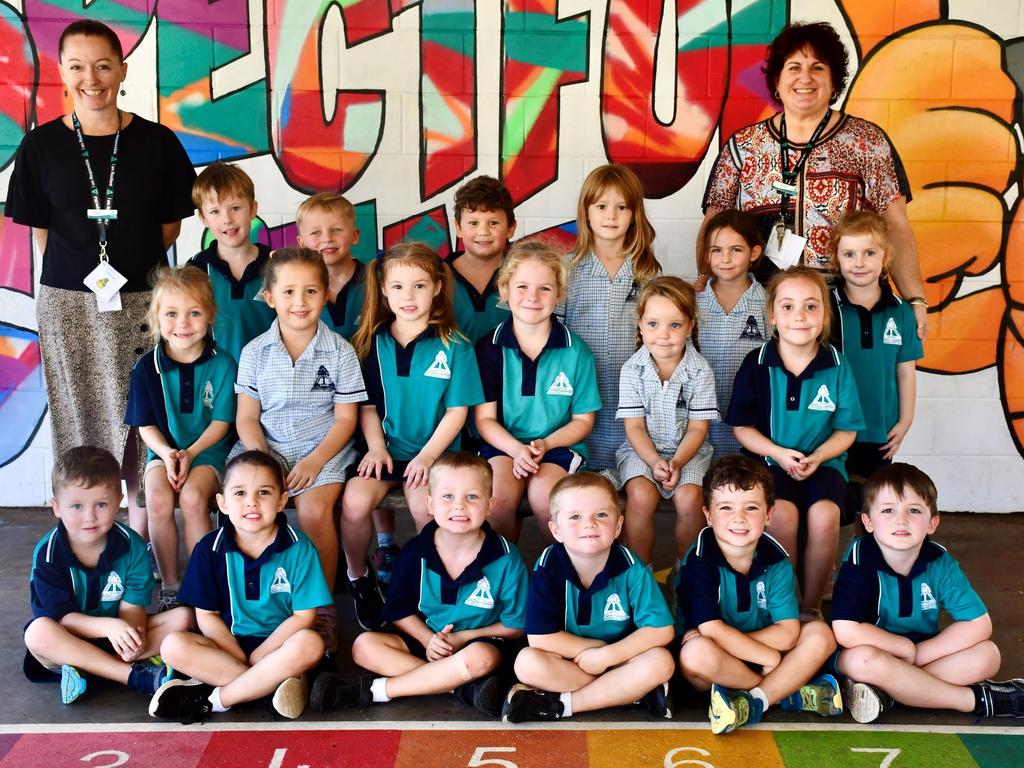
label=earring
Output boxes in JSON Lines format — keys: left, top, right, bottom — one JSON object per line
{"left": 120, "top": 87, "right": 126, "bottom": 96}
{"left": 63, "top": 88, "right": 68, "bottom": 97}
{"left": 773, "top": 89, "right": 780, "bottom": 101}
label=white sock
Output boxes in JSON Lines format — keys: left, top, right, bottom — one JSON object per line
{"left": 347, "top": 566, "right": 369, "bottom": 582}
{"left": 370, "top": 677, "right": 390, "bottom": 703}
{"left": 559, "top": 691, "right": 573, "bottom": 717}
{"left": 750, "top": 686, "right": 769, "bottom": 712}
{"left": 208, "top": 686, "right": 229, "bottom": 713}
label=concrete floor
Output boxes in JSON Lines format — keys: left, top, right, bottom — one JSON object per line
{"left": 1, "top": 506, "right": 1022, "bottom": 728}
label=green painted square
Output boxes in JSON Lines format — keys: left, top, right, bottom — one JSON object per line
{"left": 774, "top": 731, "right": 977, "bottom": 768}
{"left": 960, "top": 733, "right": 1024, "bottom": 768}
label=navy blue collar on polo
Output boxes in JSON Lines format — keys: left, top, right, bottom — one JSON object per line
{"left": 494, "top": 317, "right": 571, "bottom": 397}
{"left": 215, "top": 512, "right": 298, "bottom": 600}
{"left": 851, "top": 533, "right": 945, "bottom": 618}
{"left": 155, "top": 340, "right": 218, "bottom": 414}
{"left": 691, "top": 526, "right": 788, "bottom": 612}
{"left": 761, "top": 339, "right": 839, "bottom": 411}
{"left": 415, "top": 520, "right": 508, "bottom": 604}
{"left": 832, "top": 280, "right": 900, "bottom": 351}
{"left": 377, "top": 326, "right": 438, "bottom": 377}
{"left": 192, "top": 243, "right": 271, "bottom": 299}
{"left": 325, "top": 261, "right": 367, "bottom": 326}
{"left": 50, "top": 520, "right": 131, "bottom": 611}
{"left": 450, "top": 250, "right": 503, "bottom": 310}
{"left": 547, "top": 541, "right": 631, "bottom": 625}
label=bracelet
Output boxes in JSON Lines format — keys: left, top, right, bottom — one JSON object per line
{"left": 906, "top": 296, "right": 929, "bottom": 308}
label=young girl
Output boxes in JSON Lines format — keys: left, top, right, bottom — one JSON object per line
{"left": 727, "top": 266, "right": 865, "bottom": 618}
{"left": 475, "top": 239, "right": 602, "bottom": 543}
{"left": 614, "top": 277, "right": 718, "bottom": 564}
{"left": 125, "top": 266, "right": 236, "bottom": 611}
{"left": 828, "top": 211, "right": 923, "bottom": 491}
{"left": 563, "top": 164, "right": 661, "bottom": 472}
{"left": 341, "top": 242, "right": 484, "bottom": 630}
{"left": 696, "top": 210, "right": 770, "bottom": 459}
{"left": 232, "top": 248, "right": 366, "bottom": 644}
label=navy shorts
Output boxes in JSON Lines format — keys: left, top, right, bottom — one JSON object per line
{"left": 478, "top": 443, "right": 585, "bottom": 473}
{"left": 769, "top": 464, "right": 847, "bottom": 518}
{"left": 349, "top": 456, "right": 412, "bottom": 484}
{"left": 846, "top": 443, "right": 890, "bottom": 482}
{"left": 390, "top": 627, "right": 522, "bottom": 679}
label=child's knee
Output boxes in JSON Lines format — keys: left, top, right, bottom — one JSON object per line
{"left": 286, "top": 628, "right": 325, "bottom": 667}
{"left": 23, "top": 617, "right": 63, "bottom": 654}
{"left": 799, "top": 620, "right": 837, "bottom": 655}
{"left": 159, "top": 631, "right": 193, "bottom": 665}
{"left": 459, "top": 642, "right": 501, "bottom": 679}
{"left": 178, "top": 483, "right": 212, "bottom": 515}
{"left": 678, "top": 635, "right": 715, "bottom": 673}
{"left": 513, "top": 646, "right": 547, "bottom": 683}
{"left": 838, "top": 645, "right": 889, "bottom": 680}
{"left": 641, "top": 646, "right": 676, "bottom": 683}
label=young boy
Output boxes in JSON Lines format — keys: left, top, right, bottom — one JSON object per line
{"left": 450, "top": 175, "right": 517, "bottom": 343}
{"left": 832, "top": 462, "right": 1023, "bottom": 722}
{"left": 311, "top": 453, "right": 527, "bottom": 717}
{"left": 23, "top": 446, "right": 191, "bottom": 704}
{"left": 149, "top": 450, "right": 332, "bottom": 722}
{"left": 188, "top": 162, "right": 275, "bottom": 363}
{"left": 677, "top": 455, "right": 841, "bottom": 735}
{"left": 502, "top": 472, "right": 674, "bottom": 722}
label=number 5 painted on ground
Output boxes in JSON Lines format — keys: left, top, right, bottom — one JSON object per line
{"left": 851, "top": 747, "right": 901, "bottom": 768}
{"left": 468, "top": 746, "right": 518, "bottom": 768}
{"left": 80, "top": 751, "right": 129, "bottom": 768}
{"left": 664, "top": 746, "right": 714, "bottom": 768}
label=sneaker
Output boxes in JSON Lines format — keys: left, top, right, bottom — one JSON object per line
{"left": 271, "top": 675, "right": 309, "bottom": 719}
{"left": 639, "top": 681, "right": 671, "bottom": 719}
{"left": 146, "top": 542, "right": 160, "bottom": 581}
{"left": 372, "top": 544, "right": 401, "bottom": 586}
{"left": 149, "top": 678, "right": 215, "bottom": 724}
{"left": 454, "top": 674, "right": 507, "bottom": 718}
{"left": 844, "top": 679, "right": 895, "bottom": 724}
{"left": 60, "top": 664, "right": 87, "bottom": 704}
{"left": 309, "top": 672, "right": 374, "bottom": 711}
{"left": 501, "top": 684, "right": 564, "bottom": 723}
{"left": 779, "top": 674, "right": 843, "bottom": 716}
{"left": 126, "top": 658, "right": 175, "bottom": 696}
{"left": 709, "top": 684, "right": 763, "bottom": 735}
{"left": 157, "top": 588, "right": 182, "bottom": 613}
{"left": 348, "top": 568, "right": 385, "bottom": 631}
{"left": 973, "top": 678, "right": 1024, "bottom": 718}
{"left": 313, "top": 605, "right": 338, "bottom": 653}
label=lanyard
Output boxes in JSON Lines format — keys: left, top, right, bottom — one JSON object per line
{"left": 72, "top": 110, "right": 120, "bottom": 261}
{"left": 776, "top": 110, "right": 831, "bottom": 228}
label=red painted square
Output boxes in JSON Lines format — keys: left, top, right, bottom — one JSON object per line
{"left": 395, "top": 730, "right": 589, "bottom": 768}
{"left": 0, "top": 731, "right": 211, "bottom": 768}
{"left": 202, "top": 729, "right": 401, "bottom": 768}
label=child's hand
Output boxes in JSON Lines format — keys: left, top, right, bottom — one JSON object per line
{"left": 512, "top": 443, "right": 540, "bottom": 479}
{"left": 652, "top": 459, "right": 672, "bottom": 483}
{"left": 774, "top": 449, "right": 805, "bottom": 476}
{"left": 426, "top": 624, "right": 456, "bottom": 660}
{"left": 404, "top": 453, "right": 435, "bottom": 489}
{"left": 105, "top": 618, "right": 143, "bottom": 661}
{"left": 172, "top": 449, "right": 193, "bottom": 492}
{"left": 662, "top": 459, "right": 681, "bottom": 489}
{"left": 287, "top": 455, "right": 324, "bottom": 492}
{"left": 680, "top": 628, "right": 702, "bottom": 645}
{"left": 882, "top": 421, "right": 911, "bottom": 460}
{"left": 790, "top": 455, "right": 821, "bottom": 481}
{"left": 573, "top": 646, "right": 610, "bottom": 676}
{"left": 162, "top": 450, "right": 182, "bottom": 489}
{"left": 358, "top": 448, "right": 393, "bottom": 480}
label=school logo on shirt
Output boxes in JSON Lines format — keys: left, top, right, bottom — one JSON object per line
{"left": 547, "top": 371, "right": 574, "bottom": 396}
{"left": 311, "top": 365, "right": 335, "bottom": 392}
{"left": 740, "top": 315, "right": 764, "bottom": 341}
{"left": 101, "top": 572, "right": 125, "bottom": 602}
{"left": 201, "top": 380, "right": 215, "bottom": 408}
{"left": 465, "top": 576, "right": 495, "bottom": 609}
{"left": 424, "top": 350, "right": 452, "bottom": 380}
{"left": 883, "top": 317, "right": 903, "bottom": 345}
{"left": 270, "top": 567, "right": 292, "bottom": 594}
{"left": 807, "top": 384, "right": 836, "bottom": 412}
{"left": 920, "top": 582, "right": 937, "bottom": 611}
{"left": 756, "top": 580, "right": 767, "bottom": 609}
{"left": 603, "top": 593, "right": 630, "bottom": 622}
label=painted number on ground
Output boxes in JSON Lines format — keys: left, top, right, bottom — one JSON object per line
{"left": 851, "top": 748, "right": 901, "bottom": 768}
{"left": 665, "top": 746, "right": 714, "bottom": 768}
{"left": 80, "top": 752, "right": 129, "bottom": 768}
{"left": 468, "top": 747, "right": 518, "bottom": 768}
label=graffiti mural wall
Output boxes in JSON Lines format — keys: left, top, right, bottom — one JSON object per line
{"left": 0, "top": 0, "right": 1022, "bottom": 510}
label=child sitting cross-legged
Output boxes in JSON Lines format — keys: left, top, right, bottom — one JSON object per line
{"left": 149, "top": 450, "right": 333, "bottom": 723}
{"left": 677, "top": 455, "right": 842, "bottom": 734}
{"left": 312, "top": 452, "right": 528, "bottom": 717}
{"left": 502, "top": 472, "right": 675, "bottom": 722}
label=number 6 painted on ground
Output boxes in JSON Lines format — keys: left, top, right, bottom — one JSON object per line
{"left": 851, "top": 747, "right": 901, "bottom": 768}
{"left": 664, "top": 746, "right": 714, "bottom": 768}
{"left": 468, "top": 746, "right": 518, "bottom": 768}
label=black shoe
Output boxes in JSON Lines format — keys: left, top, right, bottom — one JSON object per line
{"left": 639, "top": 681, "right": 671, "bottom": 719}
{"left": 309, "top": 672, "right": 374, "bottom": 711}
{"left": 454, "top": 675, "right": 507, "bottom": 718}
{"left": 149, "top": 679, "right": 215, "bottom": 724}
{"left": 501, "top": 684, "right": 564, "bottom": 723}
{"left": 348, "top": 568, "right": 385, "bottom": 630}
{"left": 974, "top": 678, "right": 1024, "bottom": 718}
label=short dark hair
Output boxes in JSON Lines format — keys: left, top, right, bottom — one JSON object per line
{"left": 59, "top": 20, "right": 124, "bottom": 62}
{"left": 428, "top": 451, "right": 493, "bottom": 491}
{"left": 862, "top": 463, "right": 939, "bottom": 517}
{"left": 222, "top": 450, "right": 286, "bottom": 494}
{"left": 702, "top": 455, "right": 775, "bottom": 509}
{"left": 52, "top": 446, "right": 121, "bottom": 496}
{"left": 763, "top": 22, "right": 849, "bottom": 105}
{"left": 454, "top": 175, "right": 516, "bottom": 226}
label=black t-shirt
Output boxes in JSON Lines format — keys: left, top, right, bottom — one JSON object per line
{"left": 5, "top": 115, "right": 196, "bottom": 292}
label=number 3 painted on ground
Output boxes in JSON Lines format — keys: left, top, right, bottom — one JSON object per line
{"left": 851, "top": 747, "right": 901, "bottom": 768}
{"left": 664, "top": 746, "right": 714, "bottom": 768}
{"left": 468, "top": 746, "right": 518, "bottom": 768}
{"left": 80, "top": 751, "right": 129, "bottom": 768}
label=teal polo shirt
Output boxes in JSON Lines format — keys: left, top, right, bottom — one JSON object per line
{"left": 30, "top": 521, "right": 153, "bottom": 621}
{"left": 676, "top": 527, "right": 798, "bottom": 635}
{"left": 727, "top": 340, "right": 866, "bottom": 478}
{"left": 525, "top": 543, "right": 673, "bottom": 643}
{"left": 125, "top": 342, "right": 237, "bottom": 468}
{"left": 832, "top": 535, "right": 987, "bottom": 643}
{"left": 362, "top": 328, "right": 484, "bottom": 461}
{"left": 381, "top": 521, "right": 528, "bottom": 632}
{"left": 830, "top": 282, "right": 923, "bottom": 444}
{"left": 475, "top": 319, "right": 602, "bottom": 459}
{"left": 188, "top": 243, "right": 276, "bottom": 363}
{"left": 178, "top": 514, "right": 333, "bottom": 639}
{"left": 321, "top": 261, "right": 367, "bottom": 340}
{"left": 450, "top": 250, "right": 510, "bottom": 343}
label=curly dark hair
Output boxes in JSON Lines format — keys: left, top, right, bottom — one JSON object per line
{"left": 762, "top": 22, "right": 849, "bottom": 106}
{"left": 453, "top": 175, "right": 516, "bottom": 226}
